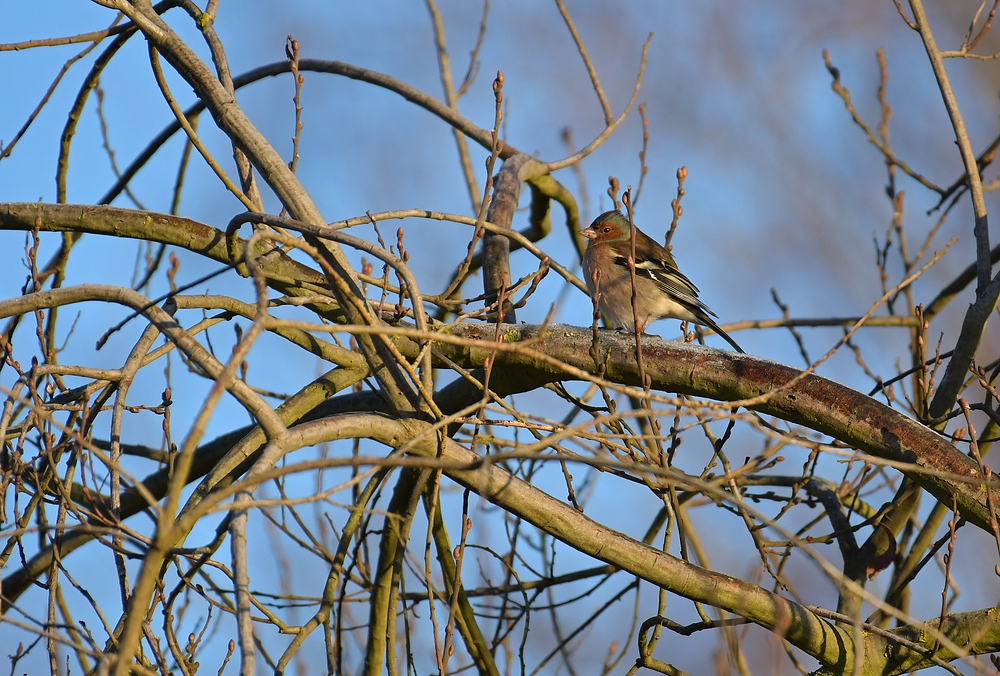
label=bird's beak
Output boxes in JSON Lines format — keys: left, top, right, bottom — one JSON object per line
{"left": 579, "top": 227, "right": 596, "bottom": 240}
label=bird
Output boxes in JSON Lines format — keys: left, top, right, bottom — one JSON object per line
{"left": 580, "top": 209, "right": 744, "bottom": 353}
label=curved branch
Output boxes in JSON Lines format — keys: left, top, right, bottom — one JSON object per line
{"left": 239, "top": 413, "right": 853, "bottom": 669}
{"left": 0, "top": 284, "right": 283, "bottom": 435}
{"left": 416, "top": 322, "right": 999, "bottom": 535}
{"left": 107, "top": 3, "right": 422, "bottom": 427}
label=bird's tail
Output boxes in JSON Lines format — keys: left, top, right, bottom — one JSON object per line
{"left": 700, "top": 315, "right": 744, "bottom": 354}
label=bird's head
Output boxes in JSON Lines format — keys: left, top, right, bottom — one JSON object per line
{"left": 580, "top": 210, "right": 630, "bottom": 243}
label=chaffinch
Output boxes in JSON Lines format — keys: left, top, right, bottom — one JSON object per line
{"left": 580, "top": 210, "right": 743, "bottom": 353}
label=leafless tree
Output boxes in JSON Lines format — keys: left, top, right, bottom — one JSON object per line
{"left": 3, "top": 1, "right": 1000, "bottom": 675}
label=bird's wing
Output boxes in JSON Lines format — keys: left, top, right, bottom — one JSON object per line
{"left": 611, "top": 253, "right": 716, "bottom": 314}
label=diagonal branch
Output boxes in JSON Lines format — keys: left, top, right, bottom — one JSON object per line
{"left": 907, "top": 0, "right": 1000, "bottom": 422}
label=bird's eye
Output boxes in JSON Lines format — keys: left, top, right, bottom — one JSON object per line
{"left": 602, "top": 226, "right": 611, "bottom": 234}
